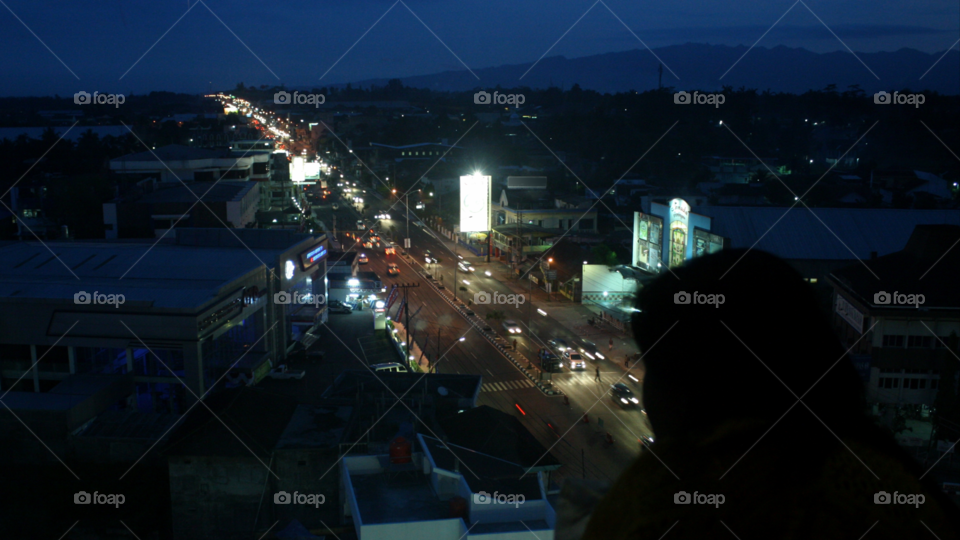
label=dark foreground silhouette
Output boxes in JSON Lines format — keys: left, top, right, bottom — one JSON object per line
{"left": 581, "top": 249, "right": 959, "bottom": 540}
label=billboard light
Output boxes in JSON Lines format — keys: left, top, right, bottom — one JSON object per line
{"left": 459, "top": 174, "right": 491, "bottom": 232}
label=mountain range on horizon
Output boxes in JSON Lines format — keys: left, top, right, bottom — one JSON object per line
{"left": 331, "top": 43, "right": 960, "bottom": 96}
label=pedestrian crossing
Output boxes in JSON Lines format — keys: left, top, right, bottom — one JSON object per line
{"left": 481, "top": 379, "right": 536, "bottom": 393}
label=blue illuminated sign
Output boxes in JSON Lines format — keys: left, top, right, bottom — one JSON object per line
{"left": 299, "top": 243, "right": 328, "bottom": 269}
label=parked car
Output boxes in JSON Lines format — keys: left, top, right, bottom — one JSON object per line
{"left": 387, "top": 263, "right": 400, "bottom": 275}
{"left": 329, "top": 304, "right": 352, "bottom": 314}
{"left": 610, "top": 383, "right": 640, "bottom": 408}
{"left": 502, "top": 320, "right": 522, "bottom": 334}
{"left": 358, "top": 253, "right": 369, "bottom": 264}
{"left": 370, "top": 362, "right": 408, "bottom": 373}
{"left": 563, "top": 350, "right": 586, "bottom": 370}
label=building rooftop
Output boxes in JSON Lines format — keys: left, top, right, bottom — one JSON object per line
{"left": 437, "top": 406, "right": 561, "bottom": 471}
{"left": 829, "top": 225, "right": 960, "bottom": 310}
{"left": 112, "top": 144, "right": 238, "bottom": 163}
{"left": 349, "top": 457, "right": 450, "bottom": 525}
{"left": 165, "top": 387, "right": 299, "bottom": 459}
{"left": 0, "top": 229, "right": 320, "bottom": 310}
{"left": 699, "top": 206, "right": 960, "bottom": 261}
{"left": 275, "top": 404, "right": 352, "bottom": 449}
{"left": 135, "top": 181, "right": 256, "bottom": 204}
{"left": 420, "top": 435, "right": 544, "bottom": 504}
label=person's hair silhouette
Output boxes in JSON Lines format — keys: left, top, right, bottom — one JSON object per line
{"left": 578, "top": 249, "right": 959, "bottom": 540}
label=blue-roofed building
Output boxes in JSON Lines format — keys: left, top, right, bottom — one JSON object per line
{"left": 0, "top": 228, "right": 329, "bottom": 463}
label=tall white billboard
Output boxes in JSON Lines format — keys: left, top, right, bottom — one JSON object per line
{"left": 459, "top": 175, "right": 491, "bottom": 232}
{"left": 291, "top": 156, "right": 306, "bottom": 183}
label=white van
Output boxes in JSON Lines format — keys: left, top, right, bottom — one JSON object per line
{"left": 370, "top": 362, "right": 408, "bottom": 373}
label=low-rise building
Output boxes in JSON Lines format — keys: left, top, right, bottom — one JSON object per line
{"left": 827, "top": 225, "right": 960, "bottom": 415}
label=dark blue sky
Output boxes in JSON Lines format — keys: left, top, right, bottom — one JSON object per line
{"left": 1, "top": 0, "right": 957, "bottom": 96}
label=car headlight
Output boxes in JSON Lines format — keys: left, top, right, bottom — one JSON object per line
{"left": 596, "top": 353, "right": 604, "bottom": 359}
{"left": 583, "top": 352, "right": 594, "bottom": 360}
{"left": 630, "top": 397, "right": 639, "bottom": 403}
{"left": 620, "top": 398, "right": 628, "bottom": 404}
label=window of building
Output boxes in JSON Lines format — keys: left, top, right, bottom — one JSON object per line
{"left": 579, "top": 219, "right": 594, "bottom": 230}
{"left": 907, "top": 335, "right": 933, "bottom": 348}
{"left": 880, "top": 377, "right": 900, "bottom": 389}
{"left": 882, "top": 335, "right": 905, "bottom": 348}
{"left": 919, "top": 379, "right": 926, "bottom": 389}
{"left": 932, "top": 379, "right": 939, "bottom": 390}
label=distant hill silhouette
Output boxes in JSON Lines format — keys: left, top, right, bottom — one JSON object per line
{"left": 344, "top": 43, "right": 959, "bottom": 95}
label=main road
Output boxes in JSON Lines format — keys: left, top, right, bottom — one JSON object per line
{"left": 315, "top": 185, "right": 656, "bottom": 486}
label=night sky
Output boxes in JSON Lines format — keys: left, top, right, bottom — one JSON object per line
{"left": 1, "top": 0, "right": 957, "bottom": 96}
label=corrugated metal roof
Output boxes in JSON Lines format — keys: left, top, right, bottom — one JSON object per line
{"left": 699, "top": 206, "right": 960, "bottom": 261}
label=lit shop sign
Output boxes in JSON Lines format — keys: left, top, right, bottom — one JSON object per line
{"left": 285, "top": 260, "right": 296, "bottom": 280}
{"left": 668, "top": 198, "right": 690, "bottom": 268}
{"left": 298, "top": 244, "right": 328, "bottom": 270}
{"left": 835, "top": 295, "right": 864, "bottom": 334}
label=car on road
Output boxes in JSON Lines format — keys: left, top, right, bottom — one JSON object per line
{"left": 538, "top": 348, "right": 563, "bottom": 372}
{"left": 610, "top": 383, "right": 640, "bottom": 408}
{"left": 457, "top": 261, "right": 475, "bottom": 273}
{"left": 356, "top": 220, "right": 365, "bottom": 229}
{"left": 563, "top": 350, "right": 586, "bottom": 370}
{"left": 387, "top": 263, "right": 400, "bottom": 276}
{"left": 363, "top": 241, "right": 374, "bottom": 249}
{"left": 502, "top": 320, "right": 522, "bottom": 334}
{"left": 548, "top": 338, "right": 568, "bottom": 352}
{"left": 358, "top": 253, "right": 369, "bottom": 264}
{"left": 332, "top": 203, "right": 339, "bottom": 210}
{"left": 579, "top": 340, "right": 604, "bottom": 361}
{"left": 425, "top": 255, "right": 437, "bottom": 264}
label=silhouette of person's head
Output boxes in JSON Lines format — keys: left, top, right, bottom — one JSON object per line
{"left": 633, "top": 249, "right": 864, "bottom": 442}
